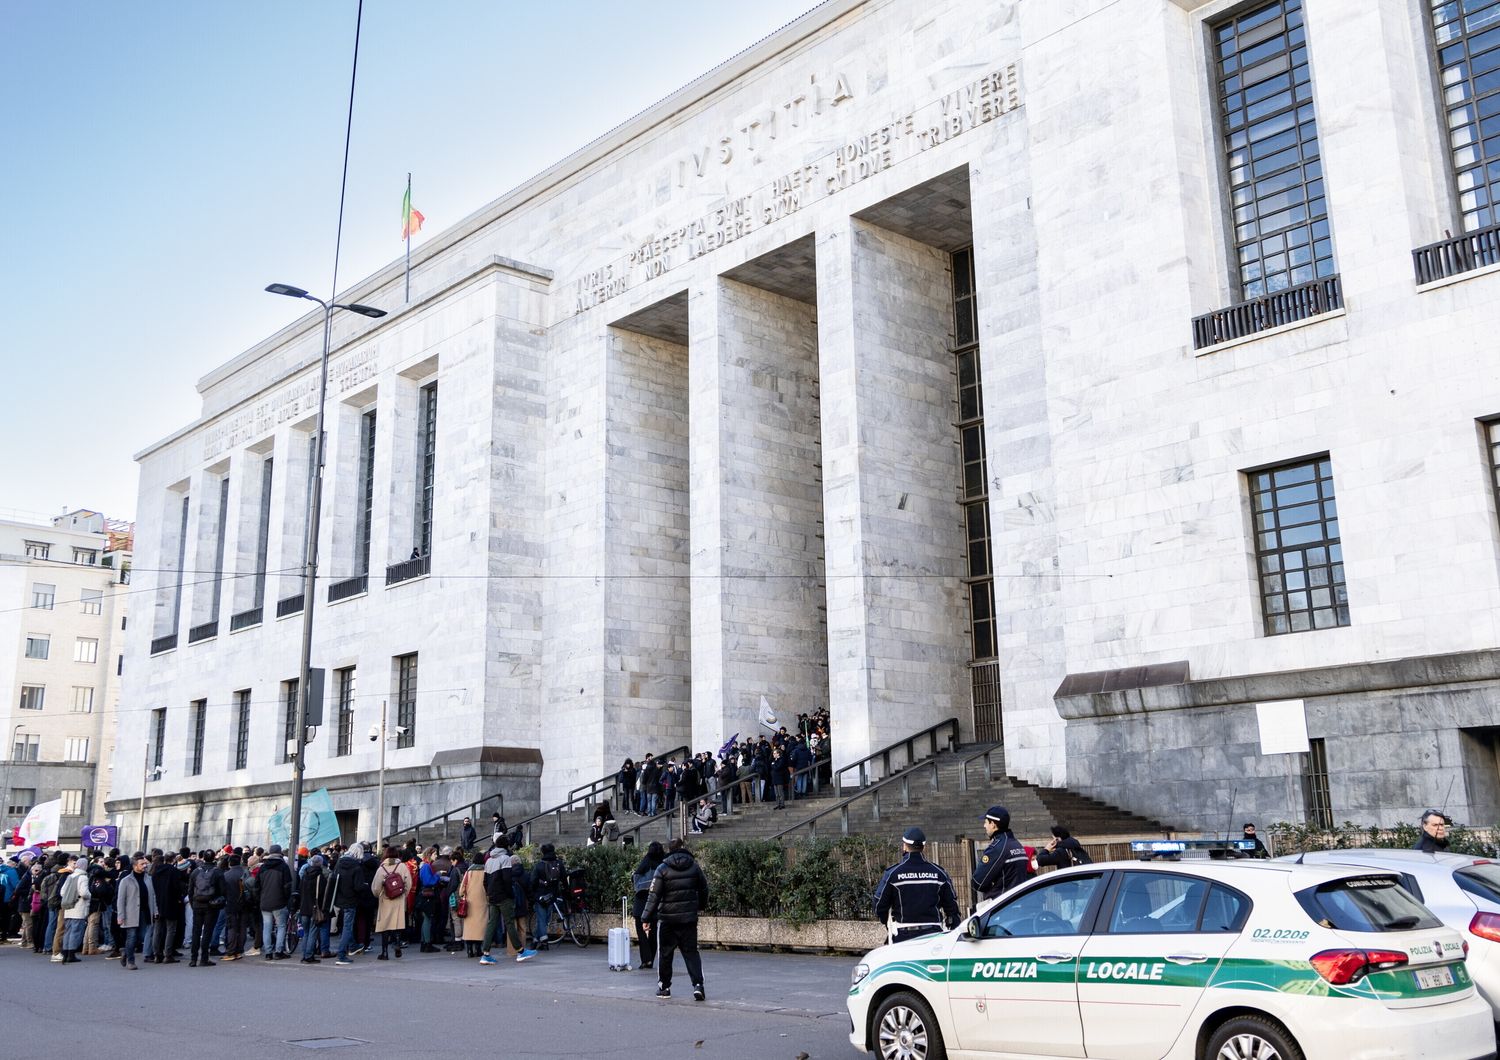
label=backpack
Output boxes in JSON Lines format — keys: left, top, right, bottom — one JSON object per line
{"left": 537, "top": 858, "right": 564, "bottom": 893}
{"left": 382, "top": 865, "right": 407, "bottom": 900}
{"left": 239, "top": 872, "right": 258, "bottom": 907}
{"left": 191, "top": 868, "right": 218, "bottom": 904}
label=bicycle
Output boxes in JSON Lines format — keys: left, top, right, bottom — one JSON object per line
{"left": 542, "top": 870, "right": 591, "bottom": 948}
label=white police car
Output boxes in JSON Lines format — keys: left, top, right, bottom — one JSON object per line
{"left": 847, "top": 859, "right": 1495, "bottom": 1060}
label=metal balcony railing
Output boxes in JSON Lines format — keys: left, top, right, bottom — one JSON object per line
{"left": 187, "top": 620, "right": 218, "bottom": 644}
{"left": 149, "top": 634, "right": 177, "bottom": 655}
{"left": 327, "top": 574, "right": 368, "bottom": 602}
{"left": 385, "top": 553, "right": 430, "bottom": 586}
{"left": 1413, "top": 223, "right": 1500, "bottom": 284}
{"left": 229, "top": 607, "right": 262, "bottom": 632}
{"left": 275, "top": 593, "right": 304, "bottom": 619}
{"left": 1191, "top": 275, "right": 1343, "bottom": 350}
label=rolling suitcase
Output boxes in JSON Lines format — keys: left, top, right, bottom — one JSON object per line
{"left": 607, "top": 926, "right": 632, "bottom": 971}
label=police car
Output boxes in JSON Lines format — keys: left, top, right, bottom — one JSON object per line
{"left": 847, "top": 858, "right": 1495, "bottom": 1060}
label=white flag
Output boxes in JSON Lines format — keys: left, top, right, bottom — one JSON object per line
{"left": 18, "top": 798, "right": 61, "bottom": 847}
{"left": 758, "top": 695, "right": 778, "bottom": 731}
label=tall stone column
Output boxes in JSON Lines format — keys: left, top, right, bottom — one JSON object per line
{"left": 814, "top": 218, "right": 970, "bottom": 774}
{"left": 689, "top": 276, "right": 829, "bottom": 751}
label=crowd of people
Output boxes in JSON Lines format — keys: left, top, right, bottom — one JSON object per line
{"left": 0, "top": 837, "right": 605, "bottom": 971}
{"left": 614, "top": 709, "right": 833, "bottom": 828}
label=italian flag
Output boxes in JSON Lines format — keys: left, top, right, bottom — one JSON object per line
{"left": 402, "top": 184, "right": 425, "bottom": 240}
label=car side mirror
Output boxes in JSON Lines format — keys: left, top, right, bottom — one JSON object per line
{"left": 962, "top": 916, "right": 982, "bottom": 942}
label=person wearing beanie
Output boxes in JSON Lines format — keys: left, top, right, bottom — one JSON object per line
{"left": 297, "top": 854, "right": 331, "bottom": 963}
{"left": 874, "top": 827, "right": 959, "bottom": 943}
{"left": 972, "top": 805, "right": 1029, "bottom": 902}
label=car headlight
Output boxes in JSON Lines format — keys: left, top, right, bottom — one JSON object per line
{"left": 851, "top": 962, "right": 871, "bottom": 987}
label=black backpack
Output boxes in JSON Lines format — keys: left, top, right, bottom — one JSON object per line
{"left": 191, "top": 867, "right": 218, "bottom": 904}
{"left": 538, "top": 858, "right": 564, "bottom": 893}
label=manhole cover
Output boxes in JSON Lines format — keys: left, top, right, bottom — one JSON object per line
{"left": 286, "top": 1039, "right": 369, "bottom": 1050}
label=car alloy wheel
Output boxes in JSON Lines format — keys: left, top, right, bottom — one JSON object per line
{"left": 1217, "top": 1034, "right": 1282, "bottom": 1060}
{"left": 878, "top": 1003, "right": 929, "bottom": 1060}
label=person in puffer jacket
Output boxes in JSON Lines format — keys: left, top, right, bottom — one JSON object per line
{"left": 641, "top": 839, "right": 709, "bottom": 1001}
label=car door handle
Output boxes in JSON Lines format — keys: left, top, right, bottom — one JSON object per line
{"left": 1166, "top": 953, "right": 1209, "bottom": 964}
{"left": 1037, "top": 953, "right": 1074, "bottom": 964}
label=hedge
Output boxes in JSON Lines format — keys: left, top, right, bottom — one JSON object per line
{"left": 512, "top": 836, "right": 897, "bottom": 928}
{"left": 1267, "top": 820, "right": 1498, "bottom": 857}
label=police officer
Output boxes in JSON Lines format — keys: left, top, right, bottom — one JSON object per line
{"left": 971, "top": 805, "right": 1028, "bottom": 903}
{"left": 874, "top": 828, "right": 959, "bottom": 943}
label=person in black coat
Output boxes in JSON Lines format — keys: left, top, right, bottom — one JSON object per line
{"left": 149, "top": 855, "right": 185, "bottom": 963}
{"left": 459, "top": 818, "right": 478, "bottom": 851}
{"left": 331, "top": 845, "right": 365, "bottom": 963}
{"left": 186, "top": 858, "right": 225, "bottom": 966}
{"left": 1035, "top": 826, "right": 1093, "bottom": 869}
{"left": 1413, "top": 810, "right": 1451, "bottom": 853}
{"left": 296, "top": 856, "right": 331, "bottom": 963}
{"left": 770, "top": 749, "right": 792, "bottom": 809}
{"left": 618, "top": 758, "right": 638, "bottom": 813}
{"left": 972, "top": 806, "right": 1029, "bottom": 903}
{"left": 641, "top": 839, "right": 709, "bottom": 1000}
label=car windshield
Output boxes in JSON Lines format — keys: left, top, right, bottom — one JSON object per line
{"left": 1455, "top": 863, "right": 1500, "bottom": 905}
{"left": 1294, "top": 875, "right": 1441, "bottom": 932}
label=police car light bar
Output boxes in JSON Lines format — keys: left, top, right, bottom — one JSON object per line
{"left": 1130, "top": 839, "right": 1257, "bottom": 861}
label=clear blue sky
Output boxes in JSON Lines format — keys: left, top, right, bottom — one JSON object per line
{"left": 1, "top": 1, "right": 820, "bottom": 524}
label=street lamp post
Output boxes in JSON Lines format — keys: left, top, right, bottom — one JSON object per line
{"left": 137, "top": 740, "right": 164, "bottom": 852}
{"left": 265, "top": 283, "right": 386, "bottom": 858}
{"left": 370, "top": 699, "right": 406, "bottom": 849}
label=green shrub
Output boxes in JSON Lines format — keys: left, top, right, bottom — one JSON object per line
{"left": 1267, "top": 820, "right": 1499, "bottom": 857}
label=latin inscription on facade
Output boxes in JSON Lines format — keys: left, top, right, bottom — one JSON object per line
{"left": 201, "top": 346, "right": 378, "bottom": 460}
{"left": 571, "top": 64, "right": 1021, "bottom": 315}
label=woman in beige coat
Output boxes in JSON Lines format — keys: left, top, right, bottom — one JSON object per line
{"left": 459, "top": 859, "right": 488, "bottom": 956}
{"left": 371, "top": 848, "right": 412, "bottom": 960}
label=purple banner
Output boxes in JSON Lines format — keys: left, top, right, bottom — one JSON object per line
{"left": 81, "top": 825, "right": 118, "bottom": 848}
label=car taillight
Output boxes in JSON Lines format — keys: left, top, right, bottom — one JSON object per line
{"left": 1309, "top": 949, "right": 1409, "bottom": 985}
{"left": 1470, "top": 912, "right": 1500, "bottom": 943}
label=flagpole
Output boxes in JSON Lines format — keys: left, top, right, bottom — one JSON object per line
{"left": 405, "top": 172, "right": 412, "bottom": 303}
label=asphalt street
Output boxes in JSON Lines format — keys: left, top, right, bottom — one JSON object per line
{"left": 0, "top": 939, "right": 863, "bottom": 1059}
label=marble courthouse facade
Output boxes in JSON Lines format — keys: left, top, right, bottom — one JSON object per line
{"left": 115, "top": 0, "right": 1500, "bottom": 843}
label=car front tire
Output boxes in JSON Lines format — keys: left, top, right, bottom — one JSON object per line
{"left": 1205, "top": 1014, "right": 1305, "bottom": 1060}
{"left": 871, "top": 990, "right": 946, "bottom": 1060}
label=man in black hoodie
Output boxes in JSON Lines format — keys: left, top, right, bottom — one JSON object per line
{"left": 149, "top": 854, "right": 184, "bottom": 963}
{"left": 641, "top": 838, "right": 709, "bottom": 1001}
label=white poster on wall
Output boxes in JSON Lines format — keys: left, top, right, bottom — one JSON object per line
{"left": 1256, "top": 699, "right": 1311, "bottom": 756}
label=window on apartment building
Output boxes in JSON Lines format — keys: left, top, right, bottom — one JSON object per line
{"left": 209, "top": 475, "right": 230, "bottom": 618}
{"left": 71, "top": 686, "right": 94, "bottom": 714}
{"left": 1426, "top": 1, "right": 1500, "bottom": 232}
{"left": 1212, "top": 0, "right": 1335, "bottom": 299}
{"left": 8, "top": 788, "right": 35, "bottom": 816}
{"left": 189, "top": 700, "right": 206, "bottom": 776}
{"left": 74, "top": 637, "right": 98, "bottom": 664}
{"left": 234, "top": 689, "right": 251, "bottom": 770}
{"left": 282, "top": 679, "right": 299, "bottom": 763}
{"left": 395, "top": 653, "right": 417, "bottom": 749}
{"left": 353, "top": 408, "right": 378, "bottom": 576}
{"left": 31, "top": 583, "right": 55, "bottom": 610}
{"left": 116, "top": 654, "right": 123, "bottom": 677}
{"left": 253, "top": 457, "right": 274, "bottom": 609}
{"left": 170, "top": 492, "right": 190, "bottom": 636}
{"left": 335, "top": 667, "right": 356, "bottom": 757}
{"left": 80, "top": 588, "right": 102, "bottom": 615}
{"left": 416, "top": 382, "right": 438, "bottom": 557}
{"left": 19, "top": 685, "right": 45, "bottom": 711}
{"left": 25, "top": 635, "right": 49, "bottom": 660}
{"left": 12, "top": 735, "right": 39, "bottom": 762}
{"left": 151, "top": 708, "right": 166, "bottom": 770}
{"left": 63, "top": 737, "right": 89, "bottom": 762}
{"left": 24, "top": 541, "right": 50, "bottom": 560}
{"left": 60, "top": 790, "right": 85, "bottom": 817}
{"left": 73, "top": 548, "right": 97, "bottom": 565}
{"left": 1249, "top": 456, "right": 1349, "bottom": 635}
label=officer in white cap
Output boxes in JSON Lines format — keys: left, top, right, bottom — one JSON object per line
{"left": 972, "top": 805, "right": 1028, "bottom": 903}
{"left": 873, "top": 827, "right": 959, "bottom": 943}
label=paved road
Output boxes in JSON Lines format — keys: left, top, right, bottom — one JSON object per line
{"left": 0, "top": 940, "right": 863, "bottom": 1059}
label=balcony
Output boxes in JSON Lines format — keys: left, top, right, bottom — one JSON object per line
{"left": 1413, "top": 222, "right": 1500, "bottom": 285}
{"left": 328, "top": 574, "right": 369, "bottom": 603}
{"left": 385, "top": 553, "right": 431, "bottom": 587}
{"left": 276, "top": 593, "right": 305, "bottom": 619}
{"left": 149, "top": 634, "right": 178, "bottom": 655}
{"left": 187, "top": 620, "right": 218, "bottom": 644}
{"left": 1191, "top": 275, "right": 1343, "bottom": 351}
{"left": 229, "top": 607, "right": 263, "bottom": 632}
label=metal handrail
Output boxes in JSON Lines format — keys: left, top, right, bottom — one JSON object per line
{"left": 957, "top": 743, "right": 1004, "bottom": 792}
{"left": 768, "top": 758, "right": 943, "bottom": 841}
{"left": 513, "top": 742, "right": 694, "bottom": 846}
{"left": 834, "top": 717, "right": 959, "bottom": 798}
{"left": 383, "top": 791, "right": 504, "bottom": 849}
